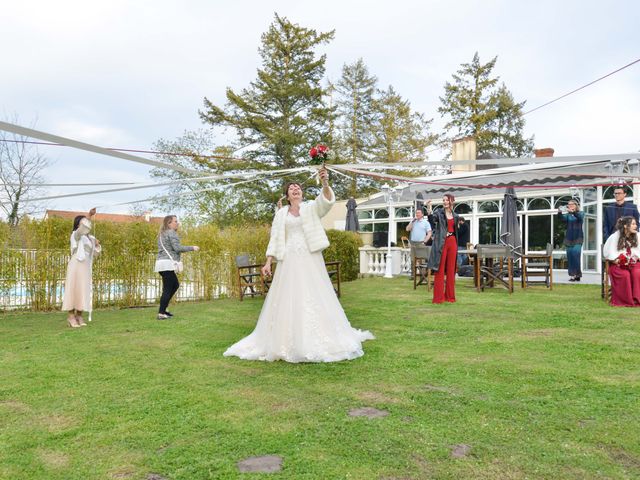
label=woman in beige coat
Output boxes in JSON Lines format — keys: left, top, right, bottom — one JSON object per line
{"left": 61, "top": 208, "right": 101, "bottom": 327}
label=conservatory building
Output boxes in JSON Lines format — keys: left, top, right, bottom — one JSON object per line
{"left": 356, "top": 153, "right": 640, "bottom": 278}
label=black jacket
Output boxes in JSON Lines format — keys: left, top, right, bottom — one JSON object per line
{"left": 427, "top": 209, "right": 459, "bottom": 272}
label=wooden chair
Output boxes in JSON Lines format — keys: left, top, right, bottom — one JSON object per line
{"left": 521, "top": 243, "right": 553, "bottom": 289}
{"left": 602, "top": 258, "right": 612, "bottom": 303}
{"left": 475, "top": 244, "right": 514, "bottom": 293}
{"left": 262, "top": 260, "right": 342, "bottom": 298}
{"left": 325, "top": 261, "right": 342, "bottom": 298}
{"left": 236, "top": 254, "right": 265, "bottom": 301}
{"left": 400, "top": 236, "right": 410, "bottom": 248}
{"left": 411, "top": 244, "right": 433, "bottom": 291}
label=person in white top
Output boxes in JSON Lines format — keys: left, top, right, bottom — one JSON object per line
{"left": 224, "top": 168, "right": 374, "bottom": 362}
{"left": 61, "top": 208, "right": 101, "bottom": 327}
{"left": 602, "top": 215, "right": 640, "bottom": 306}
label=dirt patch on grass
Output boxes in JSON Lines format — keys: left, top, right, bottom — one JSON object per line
{"left": 109, "top": 469, "right": 136, "bottom": 479}
{"left": 592, "top": 372, "right": 640, "bottom": 385}
{"left": 38, "top": 449, "right": 70, "bottom": 469}
{"left": 605, "top": 446, "right": 640, "bottom": 471}
{"left": 39, "top": 413, "right": 78, "bottom": 433}
{"left": 0, "top": 399, "right": 30, "bottom": 413}
{"left": 423, "top": 384, "right": 460, "bottom": 395}
{"left": 518, "top": 329, "right": 564, "bottom": 338}
{"left": 356, "top": 391, "right": 401, "bottom": 404}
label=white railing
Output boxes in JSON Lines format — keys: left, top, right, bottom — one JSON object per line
{"left": 359, "top": 247, "right": 412, "bottom": 276}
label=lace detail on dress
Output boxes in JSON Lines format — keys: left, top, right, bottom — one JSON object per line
{"left": 285, "top": 214, "right": 309, "bottom": 256}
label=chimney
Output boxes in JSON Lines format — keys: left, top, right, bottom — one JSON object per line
{"left": 451, "top": 137, "right": 477, "bottom": 173}
{"left": 534, "top": 148, "right": 554, "bottom": 158}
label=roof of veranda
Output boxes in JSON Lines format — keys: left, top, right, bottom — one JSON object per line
{"left": 357, "top": 153, "right": 640, "bottom": 207}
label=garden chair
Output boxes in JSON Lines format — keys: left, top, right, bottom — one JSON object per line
{"left": 475, "top": 244, "right": 514, "bottom": 293}
{"left": 236, "top": 254, "right": 265, "bottom": 301}
{"left": 520, "top": 243, "right": 553, "bottom": 289}
{"left": 411, "top": 244, "right": 432, "bottom": 291}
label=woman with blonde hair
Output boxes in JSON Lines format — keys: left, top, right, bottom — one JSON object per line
{"left": 558, "top": 199, "right": 584, "bottom": 281}
{"left": 154, "top": 215, "right": 199, "bottom": 319}
{"left": 62, "top": 207, "right": 101, "bottom": 327}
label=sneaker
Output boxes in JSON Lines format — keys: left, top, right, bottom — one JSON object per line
{"left": 157, "top": 313, "right": 170, "bottom": 320}
{"left": 165, "top": 311, "right": 174, "bottom": 317}
{"left": 568, "top": 277, "right": 576, "bottom": 282}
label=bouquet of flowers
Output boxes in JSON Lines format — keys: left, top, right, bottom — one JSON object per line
{"left": 309, "top": 144, "right": 329, "bottom": 165}
{"left": 617, "top": 248, "right": 639, "bottom": 268}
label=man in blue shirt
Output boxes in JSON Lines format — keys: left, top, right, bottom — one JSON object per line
{"left": 407, "top": 208, "right": 432, "bottom": 245}
{"left": 603, "top": 186, "right": 640, "bottom": 241}
{"left": 406, "top": 207, "right": 432, "bottom": 279}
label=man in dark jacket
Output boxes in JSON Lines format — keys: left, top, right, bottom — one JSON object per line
{"left": 603, "top": 186, "right": 640, "bottom": 241}
{"left": 456, "top": 217, "right": 470, "bottom": 266}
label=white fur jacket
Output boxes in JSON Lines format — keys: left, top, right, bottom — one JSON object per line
{"left": 266, "top": 187, "right": 336, "bottom": 261}
{"left": 603, "top": 231, "right": 640, "bottom": 261}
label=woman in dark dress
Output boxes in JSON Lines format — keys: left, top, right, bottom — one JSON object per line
{"left": 558, "top": 199, "right": 584, "bottom": 281}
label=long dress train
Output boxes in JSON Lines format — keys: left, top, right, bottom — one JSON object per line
{"left": 224, "top": 214, "right": 374, "bottom": 362}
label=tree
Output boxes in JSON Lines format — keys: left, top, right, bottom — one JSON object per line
{"left": 438, "top": 52, "right": 533, "bottom": 157}
{"left": 0, "top": 116, "right": 50, "bottom": 226}
{"left": 371, "top": 85, "right": 437, "bottom": 163}
{"left": 333, "top": 59, "right": 378, "bottom": 196}
{"left": 149, "top": 129, "right": 277, "bottom": 226}
{"left": 488, "top": 84, "right": 534, "bottom": 157}
{"left": 200, "top": 14, "right": 335, "bottom": 170}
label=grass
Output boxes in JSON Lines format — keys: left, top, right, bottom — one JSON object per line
{"left": 1, "top": 277, "right": 639, "bottom": 479}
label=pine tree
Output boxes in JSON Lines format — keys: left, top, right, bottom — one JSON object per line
{"left": 438, "top": 52, "right": 533, "bottom": 157}
{"left": 371, "top": 86, "right": 437, "bottom": 163}
{"left": 199, "top": 14, "right": 335, "bottom": 169}
{"left": 489, "top": 84, "right": 534, "bottom": 157}
{"left": 151, "top": 15, "right": 337, "bottom": 225}
{"left": 333, "top": 59, "right": 378, "bottom": 196}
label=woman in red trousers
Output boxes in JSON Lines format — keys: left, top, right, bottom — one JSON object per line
{"left": 427, "top": 194, "right": 459, "bottom": 304}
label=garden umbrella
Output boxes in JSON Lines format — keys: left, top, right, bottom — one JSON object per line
{"left": 501, "top": 186, "right": 522, "bottom": 254}
{"left": 415, "top": 192, "right": 425, "bottom": 212}
{"left": 345, "top": 197, "right": 359, "bottom": 232}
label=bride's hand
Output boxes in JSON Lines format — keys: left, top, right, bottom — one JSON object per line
{"left": 261, "top": 263, "right": 272, "bottom": 277}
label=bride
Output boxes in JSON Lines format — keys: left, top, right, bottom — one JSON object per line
{"left": 224, "top": 168, "right": 374, "bottom": 363}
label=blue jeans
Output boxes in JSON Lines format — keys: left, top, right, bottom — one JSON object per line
{"left": 566, "top": 244, "right": 582, "bottom": 277}
{"left": 457, "top": 246, "right": 468, "bottom": 266}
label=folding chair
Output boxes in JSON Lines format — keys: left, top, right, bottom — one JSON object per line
{"left": 476, "top": 244, "right": 514, "bottom": 293}
{"left": 602, "top": 258, "right": 612, "bottom": 303}
{"left": 521, "top": 243, "right": 553, "bottom": 289}
{"left": 412, "top": 244, "right": 432, "bottom": 291}
{"left": 325, "top": 260, "right": 342, "bottom": 298}
{"left": 235, "top": 254, "right": 265, "bottom": 301}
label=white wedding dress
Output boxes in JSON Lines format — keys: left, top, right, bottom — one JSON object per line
{"left": 224, "top": 213, "right": 374, "bottom": 363}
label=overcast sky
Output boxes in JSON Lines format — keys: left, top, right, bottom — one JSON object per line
{"left": 2, "top": 0, "right": 639, "bottom": 215}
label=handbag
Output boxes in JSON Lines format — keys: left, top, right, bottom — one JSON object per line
{"left": 159, "top": 234, "right": 184, "bottom": 273}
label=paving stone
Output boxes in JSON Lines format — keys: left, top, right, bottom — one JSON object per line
{"left": 237, "top": 455, "right": 283, "bottom": 473}
{"left": 147, "top": 474, "right": 168, "bottom": 480}
{"left": 450, "top": 444, "right": 471, "bottom": 458}
{"left": 348, "top": 407, "right": 389, "bottom": 418}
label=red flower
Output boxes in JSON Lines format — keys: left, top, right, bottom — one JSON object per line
{"left": 309, "top": 143, "right": 329, "bottom": 164}
{"left": 617, "top": 253, "right": 629, "bottom": 267}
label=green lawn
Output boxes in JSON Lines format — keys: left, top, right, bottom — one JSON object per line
{"left": 1, "top": 278, "right": 639, "bottom": 479}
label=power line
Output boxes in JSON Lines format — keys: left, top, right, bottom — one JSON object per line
{"left": 523, "top": 57, "right": 640, "bottom": 115}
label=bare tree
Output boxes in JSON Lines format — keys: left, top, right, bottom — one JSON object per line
{"left": 0, "top": 115, "right": 50, "bottom": 226}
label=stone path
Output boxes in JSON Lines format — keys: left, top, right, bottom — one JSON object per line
{"left": 237, "top": 455, "right": 283, "bottom": 473}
